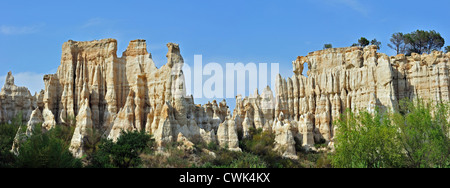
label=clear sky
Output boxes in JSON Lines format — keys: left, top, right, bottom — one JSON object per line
{"left": 1, "top": 0, "right": 449, "bottom": 110}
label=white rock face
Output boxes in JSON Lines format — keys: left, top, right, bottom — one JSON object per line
{"left": 107, "top": 90, "right": 137, "bottom": 142}
{"left": 25, "top": 107, "right": 44, "bottom": 136}
{"left": 42, "top": 107, "right": 56, "bottom": 131}
{"left": 231, "top": 45, "right": 450, "bottom": 157}
{"left": 273, "top": 120, "right": 298, "bottom": 160}
{"left": 2, "top": 40, "right": 450, "bottom": 159}
{"left": 10, "top": 107, "right": 44, "bottom": 155}
{"left": 217, "top": 116, "right": 241, "bottom": 152}
{"left": 7, "top": 39, "right": 231, "bottom": 155}
{"left": 0, "top": 71, "right": 34, "bottom": 123}
{"left": 69, "top": 98, "right": 94, "bottom": 158}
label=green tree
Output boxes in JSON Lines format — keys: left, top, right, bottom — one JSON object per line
{"left": 388, "top": 32, "right": 406, "bottom": 55}
{"left": 89, "top": 130, "right": 154, "bottom": 168}
{"left": 404, "top": 30, "right": 445, "bottom": 54}
{"left": 323, "top": 44, "right": 333, "bottom": 49}
{"left": 370, "top": 39, "right": 382, "bottom": 50}
{"left": 358, "top": 37, "right": 370, "bottom": 47}
{"left": 445, "top": 46, "right": 450, "bottom": 53}
{"left": 0, "top": 112, "right": 26, "bottom": 167}
{"left": 15, "top": 124, "right": 82, "bottom": 168}
{"left": 83, "top": 127, "right": 102, "bottom": 158}
{"left": 331, "top": 110, "right": 404, "bottom": 168}
{"left": 0, "top": 123, "right": 20, "bottom": 167}
{"left": 392, "top": 99, "right": 449, "bottom": 168}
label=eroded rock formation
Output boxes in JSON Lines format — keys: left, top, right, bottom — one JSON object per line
{"left": 3, "top": 39, "right": 450, "bottom": 159}
{"left": 69, "top": 98, "right": 93, "bottom": 158}
{"left": 232, "top": 45, "right": 450, "bottom": 155}
{"left": 0, "top": 72, "right": 35, "bottom": 123}
{"left": 6, "top": 39, "right": 230, "bottom": 156}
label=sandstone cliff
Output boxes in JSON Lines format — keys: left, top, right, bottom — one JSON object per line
{"left": 7, "top": 39, "right": 229, "bottom": 156}
{"left": 3, "top": 39, "right": 450, "bottom": 159}
{"left": 231, "top": 45, "right": 450, "bottom": 156}
{"left": 0, "top": 71, "right": 35, "bottom": 123}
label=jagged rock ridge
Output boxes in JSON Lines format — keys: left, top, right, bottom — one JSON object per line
{"left": 2, "top": 39, "right": 450, "bottom": 159}
{"left": 231, "top": 45, "right": 450, "bottom": 157}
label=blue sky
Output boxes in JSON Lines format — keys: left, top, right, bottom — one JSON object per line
{"left": 1, "top": 0, "right": 449, "bottom": 110}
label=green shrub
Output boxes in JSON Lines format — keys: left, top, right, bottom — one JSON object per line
{"left": 229, "top": 152, "right": 267, "bottom": 168}
{"left": 331, "top": 99, "right": 450, "bottom": 168}
{"left": 209, "top": 149, "right": 242, "bottom": 168}
{"left": 15, "top": 124, "right": 82, "bottom": 168}
{"left": 240, "top": 128, "right": 275, "bottom": 156}
{"left": 89, "top": 130, "right": 154, "bottom": 168}
{"left": 316, "top": 154, "right": 332, "bottom": 168}
{"left": 0, "top": 122, "right": 20, "bottom": 168}
{"left": 331, "top": 109, "right": 404, "bottom": 168}
{"left": 239, "top": 127, "right": 304, "bottom": 168}
{"left": 393, "top": 99, "right": 449, "bottom": 168}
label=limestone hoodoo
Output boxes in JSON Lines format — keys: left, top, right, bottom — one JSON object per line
{"left": 2, "top": 39, "right": 449, "bottom": 158}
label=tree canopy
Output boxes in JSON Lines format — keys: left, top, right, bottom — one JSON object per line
{"left": 352, "top": 37, "right": 381, "bottom": 49}
{"left": 388, "top": 32, "right": 406, "bottom": 55}
{"left": 389, "top": 30, "right": 445, "bottom": 55}
{"left": 323, "top": 44, "right": 332, "bottom": 49}
{"left": 358, "top": 37, "right": 370, "bottom": 47}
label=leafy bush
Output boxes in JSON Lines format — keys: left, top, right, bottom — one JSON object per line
{"left": 332, "top": 109, "right": 404, "bottom": 168}
{"left": 0, "top": 122, "right": 20, "bottom": 168}
{"left": 15, "top": 124, "right": 82, "bottom": 168}
{"left": 331, "top": 99, "right": 450, "bottom": 168}
{"left": 316, "top": 154, "right": 332, "bottom": 168}
{"left": 393, "top": 100, "right": 449, "bottom": 168}
{"left": 229, "top": 152, "right": 267, "bottom": 168}
{"left": 89, "top": 130, "right": 154, "bottom": 168}
{"left": 240, "top": 128, "right": 275, "bottom": 156}
{"left": 240, "top": 127, "right": 303, "bottom": 168}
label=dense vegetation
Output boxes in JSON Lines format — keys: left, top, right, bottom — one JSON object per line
{"left": 139, "top": 127, "right": 327, "bottom": 168}
{"left": 388, "top": 30, "right": 445, "bottom": 55}
{"left": 1, "top": 99, "right": 448, "bottom": 168}
{"left": 332, "top": 99, "right": 450, "bottom": 168}
{"left": 88, "top": 130, "right": 154, "bottom": 168}
{"left": 0, "top": 114, "right": 82, "bottom": 168}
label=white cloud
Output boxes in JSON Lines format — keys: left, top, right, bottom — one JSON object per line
{"left": 318, "top": 0, "right": 369, "bottom": 16}
{"left": 338, "top": 0, "right": 368, "bottom": 16}
{"left": 81, "top": 17, "right": 119, "bottom": 29}
{"left": 82, "top": 18, "right": 105, "bottom": 28}
{"left": 0, "top": 23, "right": 44, "bottom": 35}
{"left": 0, "top": 72, "right": 45, "bottom": 94}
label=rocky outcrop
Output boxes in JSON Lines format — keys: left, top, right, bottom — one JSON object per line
{"left": 107, "top": 90, "right": 137, "bottom": 141}
{"left": 27, "top": 39, "right": 230, "bottom": 156}
{"left": 2, "top": 39, "right": 450, "bottom": 160}
{"left": 232, "top": 45, "right": 450, "bottom": 157}
{"left": 0, "top": 71, "right": 34, "bottom": 123}
{"left": 391, "top": 51, "right": 450, "bottom": 105}
{"left": 10, "top": 107, "right": 44, "bottom": 155}
{"left": 217, "top": 115, "right": 241, "bottom": 152}
{"left": 69, "top": 98, "right": 93, "bottom": 158}
{"left": 25, "top": 107, "right": 44, "bottom": 136}
{"left": 273, "top": 112, "right": 298, "bottom": 159}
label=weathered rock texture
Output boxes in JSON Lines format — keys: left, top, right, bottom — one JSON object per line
{"left": 0, "top": 72, "right": 35, "bottom": 123}
{"left": 2, "top": 40, "right": 450, "bottom": 159}
{"left": 10, "top": 107, "right": 44, "bottom": 155}
{"left": 69, "top": 98, "right": 93, "bottom": 158}
{"left": 231, "top": 45, "right": 450, "bottom": 156}
{"left": 3, "top": 39, "right": 231, "bottom": 157}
